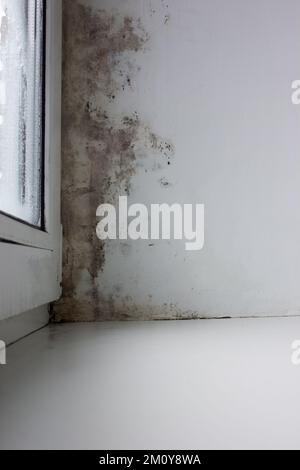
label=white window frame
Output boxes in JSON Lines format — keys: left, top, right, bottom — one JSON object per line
{"left": 0, "top": 0, "right": 62, "bottom": 320}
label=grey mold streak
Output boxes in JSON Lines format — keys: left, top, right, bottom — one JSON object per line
{"left": 54, "top": 1, "right": 175, "bottom": 322}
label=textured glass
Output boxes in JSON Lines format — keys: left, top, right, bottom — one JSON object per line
{"left": 0, "top": 0, "right": 45, "bottom": 227}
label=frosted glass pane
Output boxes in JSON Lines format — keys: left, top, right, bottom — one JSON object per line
{"left": 0, "top": 0, "right": 45, "bottom": 227}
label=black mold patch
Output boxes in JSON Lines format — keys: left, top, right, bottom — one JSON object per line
{"left": 54, "top": 1, "right": 175, "bottom": 322}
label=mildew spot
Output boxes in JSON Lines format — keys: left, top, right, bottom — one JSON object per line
{"left": 159, "top": 177, "right": 172, "bottom": 188}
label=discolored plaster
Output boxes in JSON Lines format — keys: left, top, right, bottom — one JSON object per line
{"left": 54, "top": 0, "right": 175, "bottom": 321}
{"left": 53, "top": 0, "right": 300, "bottom": 323}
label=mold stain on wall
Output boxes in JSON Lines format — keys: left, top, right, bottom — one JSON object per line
{"left": 54, "top": 0, "right": 175, "bottom": 321}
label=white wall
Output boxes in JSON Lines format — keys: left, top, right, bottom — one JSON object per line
{"left": 56, "top": 0, "right": 300, "bottom": 320}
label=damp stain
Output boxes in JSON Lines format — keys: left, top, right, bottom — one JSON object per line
{"left": 54, "top": 1, "right": 175, "bottom": 322}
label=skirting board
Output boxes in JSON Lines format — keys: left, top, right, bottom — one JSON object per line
{"left": 0, "top": 305, "right": 49, "bottom": 345}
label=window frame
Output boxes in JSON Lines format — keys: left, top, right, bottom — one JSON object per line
{"left": 0, "top": 0, "right": 61, "bottom": 252}
{"left": 0, "top": 0, "right": 62, "bottom": 321}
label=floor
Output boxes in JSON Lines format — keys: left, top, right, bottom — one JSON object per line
{"left": 0, "top": 317, "right": 300, "bottom": 450}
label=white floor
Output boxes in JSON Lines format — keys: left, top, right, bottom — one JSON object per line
{"left": 1, "top": 317, "right": 300, "bottom": 449}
